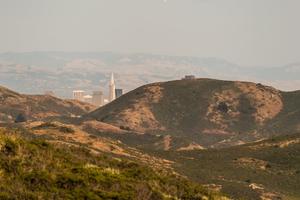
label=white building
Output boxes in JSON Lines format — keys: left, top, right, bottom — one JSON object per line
{"left": 83, "top": 95, "right": 93, "bottom": 104}
{"left": 73, "top": 90, "right": 85, "bottom": 102}
{"left": 109, "top": 73, "right": 116, "bottom": 102}
{"left": 104, "top": 98, "right": 109, "bottom": 105}
{"left": 92, "top": 91, "right": 104, "bottom": 107}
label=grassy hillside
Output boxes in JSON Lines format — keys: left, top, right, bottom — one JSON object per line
{"left": 151, "top": 133, "right": 300, "bottom": 200}
{"left": 86, "top": 79, "right": 300, "bottom": 149}
{"left": 83, "top": 119, "right": 300, "bottom": 199}
{"left": 0, "top": 127, "right": 227, "bottom": 200}
{"left": 2, "top": 79, "right": 299, "bottom": 199}
{"left": 0, "top": 86, "right": 95, "bottom": 123}
{"left": 263, "top": 90, "right": 300, "bottom": 136}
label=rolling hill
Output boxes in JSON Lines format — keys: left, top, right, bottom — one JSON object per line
{"left": 0, "top": 85, "right": 95, "bottom": 123}
{"left": 82, "top": 78, "right": 300, "bottom": 199}
{"left": 86, "top": 78, "right": 300, "bottom": 149}
{"left": 155, "top": 133, "right": 300, "bottom": 200}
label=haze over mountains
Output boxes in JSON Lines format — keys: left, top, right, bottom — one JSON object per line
{"left": 0, "top": 52, "right": 299, "bottom": 98}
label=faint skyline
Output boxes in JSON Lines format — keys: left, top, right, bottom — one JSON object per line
{"left": 1, "top": 0, "right": 300, "bottom": 66}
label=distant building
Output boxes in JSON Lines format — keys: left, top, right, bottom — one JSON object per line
{"left": 44, "top": 90, "right": 55, "bottom": 97}
{"left": 92, "top": 91, "right": 104, "bottom": 107}
{"left": 115, "top": 89, "right": 123, "bottom": 98}
{"left": 83, "top": 95, "right": 93, "bottom": 104}
{"left": 73, "top": 90, "right": 85, "bottom": 102}
{"left": 182, "top": 75, "right": 196, "bottom": 80}
{"left": 103, "top": 98, "right": 109, "bottom": 105}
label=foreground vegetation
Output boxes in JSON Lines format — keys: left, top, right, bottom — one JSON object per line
{"left": 0, "top": 128, "right": 226, "bottom": 200}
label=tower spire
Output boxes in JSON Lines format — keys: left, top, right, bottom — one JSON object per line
{"left": 109, "top": 72, "right": 116, "bottom": 102}
{"left": 110, "top": 72, "right": 114, "bottom": 85}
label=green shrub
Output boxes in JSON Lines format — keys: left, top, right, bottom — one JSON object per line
{"left": 14, "top": 113, "right": 27, "bottom": 123}
{"left": 1, "top": 138, "right": 19, "bottom": 156}
{"left": 59, "top": 126, "right": 75, "bottom": 133}
{"left": 24, "top": 171, "right": 53, "bottom": 189}
{"left": 56, "top": 173, "right": 86, "bottom": 189}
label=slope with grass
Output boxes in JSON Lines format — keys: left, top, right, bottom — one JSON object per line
{"left": 0, "top": 127, "right": 227, "bottom": 200}
{"left": 151, "top": 133, "right": 300, "bottom": 200}
{"left": 86, "top": 79, "right": 300, "bottom": 149}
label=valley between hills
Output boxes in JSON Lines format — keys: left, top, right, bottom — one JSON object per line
{"left": 0, "top": 78, "right": 300, "bottom": 200}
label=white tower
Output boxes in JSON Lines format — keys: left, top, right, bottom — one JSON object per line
{"left": 109, "top": 73, "right": 116, "bottom": 102}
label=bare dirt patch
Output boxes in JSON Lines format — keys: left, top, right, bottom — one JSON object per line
{"left": 202, "top": 129, "right": 233, "bottom": 135}
{"left": 163, "top": 135, "right": 172, "bottom": 151}
{"left": 235, "top": 82, "right": 283, "bottom": 125}
{"left": 177, "top": 142, "right": 205, "bottom": 151}
{"left": 206, "top": 88, "right": 240, "bottom": 129}
{"left": 206, "top": 82, "right": 283, "bottom": 131}
{"left": 250, "top": 138, "right": 300, "bottom": 150}
{"left": 115, "top": 84, "right": 165, "bottom": 132}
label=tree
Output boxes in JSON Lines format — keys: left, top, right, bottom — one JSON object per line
{"left": 15, "top": 113, "right": 27, "bottom": 123}
{"left": 217, "top": 102, "right": 229, "bottom": 113}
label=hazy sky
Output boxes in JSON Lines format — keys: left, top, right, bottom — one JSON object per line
{"left": 1, "top": 0, "right": 299, "bottom": 66}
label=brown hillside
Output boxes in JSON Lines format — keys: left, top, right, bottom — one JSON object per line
{"left": 0, "top": 86, "right": 95, "bottom": 122}
{"left": 86, "top": 79, "right": 300, "bottom": 149}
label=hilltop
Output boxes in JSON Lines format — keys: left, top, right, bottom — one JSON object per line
{"left": 0, "top": 86, "right": 95, "bottom": 123}
{"left": 86, "top": 78, "right": 300, "bottom": 149}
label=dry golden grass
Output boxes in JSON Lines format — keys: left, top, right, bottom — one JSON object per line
{"left": 82, "top": 120, "right": 126, "bottom": 134}
{"left": 177, "top": 142, "right": 205, "bottom": 151}
{"left": 28, "top": 121, "right": 129, "bottom": 156}
{"left": 235, "top": 82, "right": 283, "bottom": 125}
{"left": 114, "top": 85, "right": 166, "bottom": 132}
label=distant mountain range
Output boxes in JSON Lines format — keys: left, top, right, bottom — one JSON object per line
{"left": 0, "top": 52, "right": 299, "bottom": 98}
